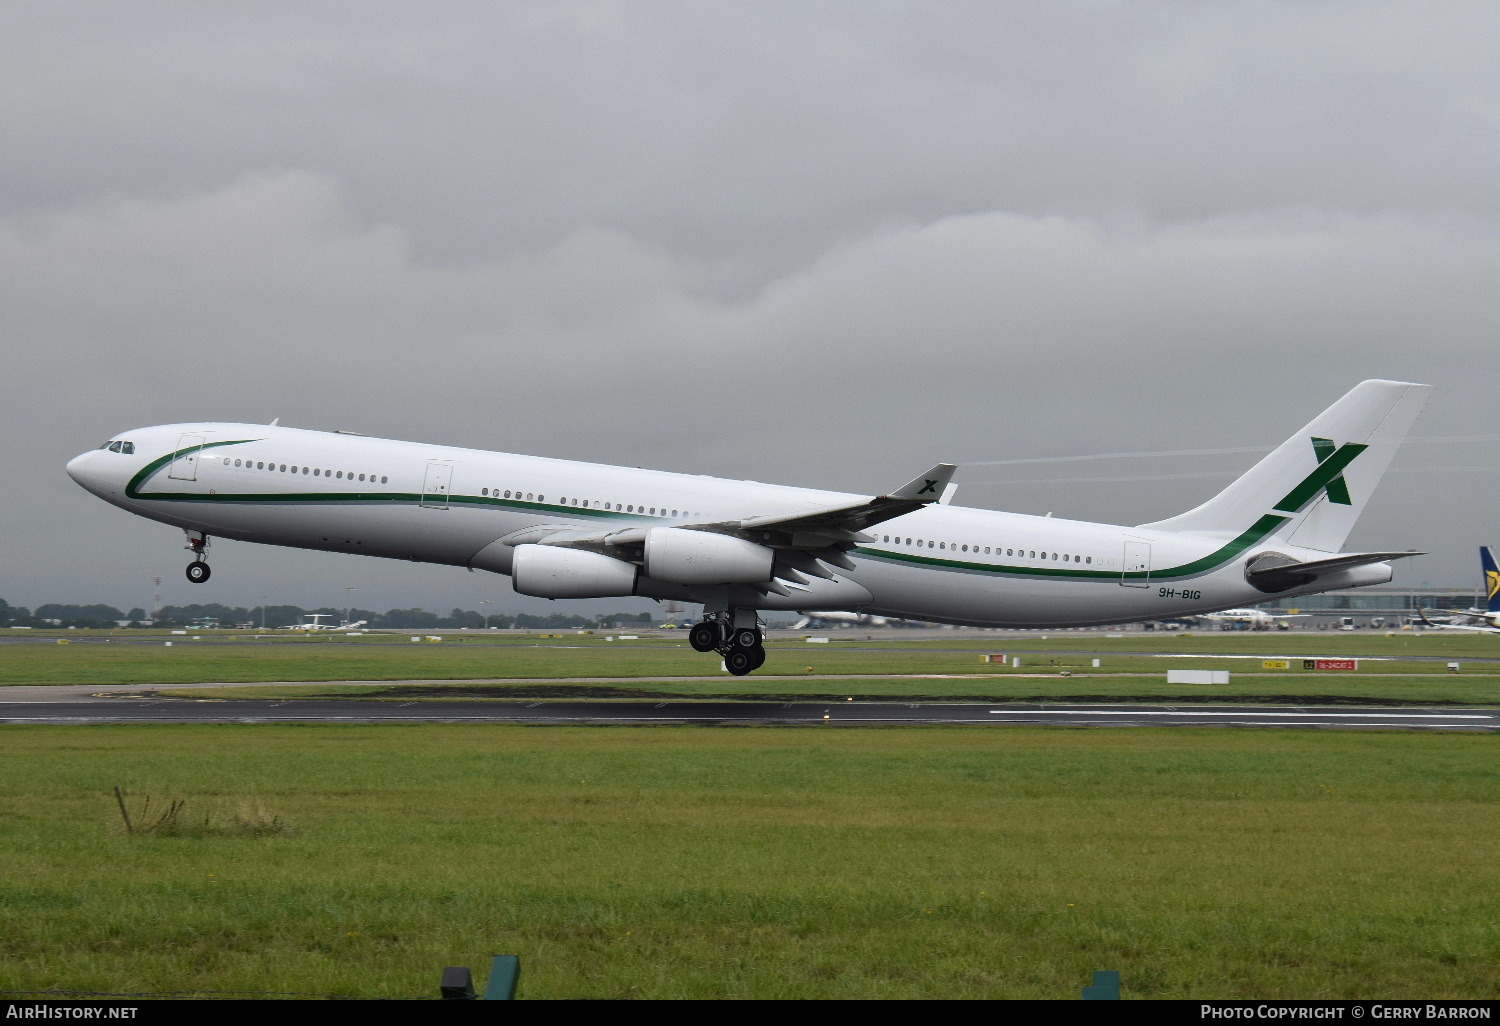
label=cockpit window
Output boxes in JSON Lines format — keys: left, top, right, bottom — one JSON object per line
{"left": 107, "top": 441, "right": 123, "bottom": 453}
{"left": 121, "top": 442, "right": 135, "bottom": 454}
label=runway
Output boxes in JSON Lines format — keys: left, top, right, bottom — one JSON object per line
{"left": 1, "top": 691, "right": 1494, "bottom": 731}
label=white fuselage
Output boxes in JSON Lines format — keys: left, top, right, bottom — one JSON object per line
{"left": 66, "top": 422, "right": 1390, "bottom": 628}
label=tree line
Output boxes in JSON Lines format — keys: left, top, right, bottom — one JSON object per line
{"left": 0, "top": 597, "right": 658, "bottom": 630}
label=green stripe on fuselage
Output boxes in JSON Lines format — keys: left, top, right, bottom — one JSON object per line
{"left": 125, "top": 440, "right": 656, "bottom": 522}
{"left": 129, "top": 441, "right": 1305, "bottom": 584}
{"left": 854, "top": 513, "right": 1291, "bottom": 583}
{"left": 125, "top": 439, "right": 261, "bottom": 499}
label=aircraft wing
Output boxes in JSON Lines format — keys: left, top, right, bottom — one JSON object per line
{"left": 1244, "top": 550, "right": 1422, "bottom": 592}
{"left": 501, "top": 464, "right": 956, "bottom": 553}
{"left": 730, "top": 463, "right": 958, "bottom": 543}
{"left": 489, "top": 464, "right": 956, "bottom": 586}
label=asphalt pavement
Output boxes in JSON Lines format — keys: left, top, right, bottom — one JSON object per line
{"left": 0, "top": 687, "right": 1492, "bottom": 731}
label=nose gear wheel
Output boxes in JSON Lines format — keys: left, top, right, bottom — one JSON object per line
{"left": 183, "top": 532, "right": 211, "bottom": 584}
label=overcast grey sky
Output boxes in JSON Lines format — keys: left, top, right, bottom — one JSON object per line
{"left": 3, "top": 1, "right": 1495, "bottom": 615}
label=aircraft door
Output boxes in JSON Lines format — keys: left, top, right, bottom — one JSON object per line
{"left": 168, "top": 433, "right": 207, "bottom": 481}
{"left": 421, "top": 461, "right": 453, "bottom": 509}
{"left": 1121, "top": 540, "right": 1151, "bottom": 587}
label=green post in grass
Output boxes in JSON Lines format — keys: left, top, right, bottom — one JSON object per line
{"left": 1082, "top": 970, "right": 1119, "bottom": 1000}
{"left": 484, "top": 955, "right": 520, "bottom": 1000}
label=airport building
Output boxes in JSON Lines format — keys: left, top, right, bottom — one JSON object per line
{"left": 1251, "top": 587, "right": 1483, "bottom": 626}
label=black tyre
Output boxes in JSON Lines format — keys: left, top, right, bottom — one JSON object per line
{"left": 731, "top": 627, "right": 761, "bottom": 649}
{"left": 689, "top": 622, "right": 718, "bottom": 653}
{"left": 724, "top": 649, "right": 754, "bottom": 676}
{"left": 186, "top": 561, "right": 211, "bottom": 584}
{"left": 746, "top": 644, "right": 766, "bottom": 671}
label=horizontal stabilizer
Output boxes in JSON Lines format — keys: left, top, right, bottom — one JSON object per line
{"left": 1245, "top": 550, "right": 1421, "bottom": 592}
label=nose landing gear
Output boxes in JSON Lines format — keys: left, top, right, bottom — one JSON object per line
{"left": 689, "top": 612, "right": 765, "bottom": 675}
{"left": 184, "top": 531, "right": 211, "bottom": 584}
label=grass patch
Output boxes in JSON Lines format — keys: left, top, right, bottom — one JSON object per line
{"left": 7, "top": 631, "right": 1498, "bottom": 706}
{"left": 0, "top": 724, "right": 1494, "bottom": 998}
{"left": 110, "top": 787, "right": 295, "bottom": 839}
{"left": 2, "top": 632, "right": 1496, "bottom": 686}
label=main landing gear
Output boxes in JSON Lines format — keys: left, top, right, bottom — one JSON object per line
{"left": 689, "top": 613, "right": 765, "bottom": 676}
{"left": 184, "top": 531, "right": 211, "bottom": 584}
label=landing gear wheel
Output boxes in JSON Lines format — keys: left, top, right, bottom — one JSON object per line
{"left": 186, "top": 561, "right": 211, "bottom": 584}
{"left": 746, "top": 644, "right": 766, "bottom": 671}
{"left": 724, "top": 649, "right": 755, "bottom": 676}
{"left": 731, "top": 627, "right": 762, "bottom": 650}
{"left": 689, "top": 622, "right": 719, "bottom": 653}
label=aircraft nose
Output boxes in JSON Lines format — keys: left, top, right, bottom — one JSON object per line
{"left": 66, "top": 451, "right": 105, "bottom": 493}
{"left": 66, "top": 452, "right": 91, "bottom": 484}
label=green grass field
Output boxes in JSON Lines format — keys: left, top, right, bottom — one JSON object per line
{"left": 0, "top": 724, "right": 1494, "bottom": 999}
{"left": 3, "top": 630, "right": 1497, "bottom": 705}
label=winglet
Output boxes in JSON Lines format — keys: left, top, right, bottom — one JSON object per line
{"left": 889, "top": 464, "right": 957, "bottom": 502}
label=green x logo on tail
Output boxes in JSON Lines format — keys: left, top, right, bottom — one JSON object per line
{"left": 1273, "top": 437, "right": 1364, "bottom": 513}
{"left": 918, "top": 479, "right": 938, "bottom": 495}
{"left": 1309, "top": 437, "right": 1352, "bottom": 504}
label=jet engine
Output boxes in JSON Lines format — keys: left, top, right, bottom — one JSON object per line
{"left": 644, "top": 528, "right": 774, "bottom": 585}
{"left": 511, "top": 544, "right": 638, "bottom": 599}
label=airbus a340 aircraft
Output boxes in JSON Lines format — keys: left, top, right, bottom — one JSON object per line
{"left": 67, "top": 379, "right": 1428, "bottom": 674}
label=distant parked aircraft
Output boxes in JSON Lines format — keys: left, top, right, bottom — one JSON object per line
{"left": 791, "top": 611, "right": 892, "bottom": 629}
{"left": 280, "top": 614, "right": 367, "bottom": 632}
{"left": 1195, "top": 608, "right": 1308, "bottom": 629}
{"left": 1414, "top": 547, "right": 1500, "bottom": 635}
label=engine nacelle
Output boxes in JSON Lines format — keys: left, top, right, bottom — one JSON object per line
{"left": 512, "top": 544, "right": 638, "bottom": 599}
{"left": 644, "top": 528, "right": 774, "bottom": 585}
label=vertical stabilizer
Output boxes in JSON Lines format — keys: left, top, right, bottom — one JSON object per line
{"left": 1482, "top": 547, "right": 1500, "bottom": 614}
{"left": 1138, "top": 380, "right": 1430, "bottom": 552}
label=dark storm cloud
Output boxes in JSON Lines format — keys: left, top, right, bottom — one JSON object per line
{"left": 1, "top": 2, "right": 1494, "bottom": 611}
